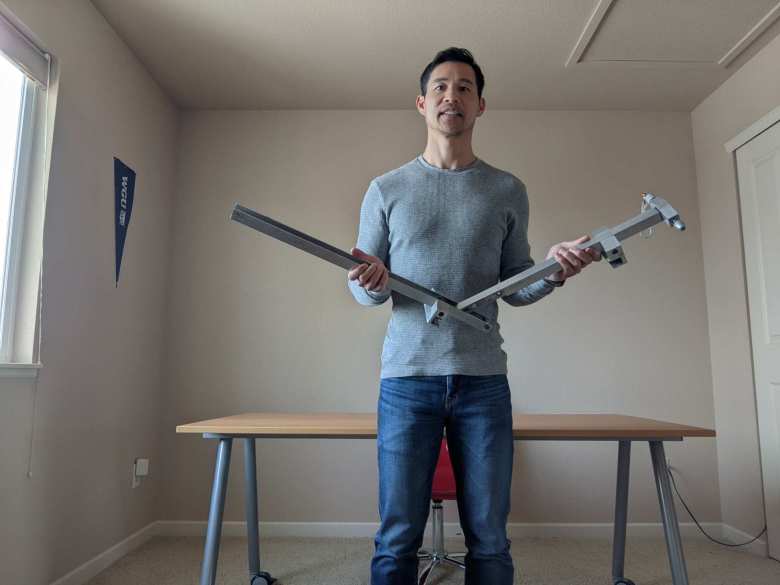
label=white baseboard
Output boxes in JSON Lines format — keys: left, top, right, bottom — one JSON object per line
{"left": 160, "top": 520, "right": 379, "bottom": 538}
{"left": 721, "top": 523, "right": 768, "bottom": 557}
{"left": 156, "top": 519, "right": 725, "bottom": 542}
{"left": 48, "top": 519, "right": 768, "bottom": 585}
{"left": 49, "top": 522, "right": 158, "bottom": 585}
{"left": 507, "top": 521, "right": 723, "bottom": 540}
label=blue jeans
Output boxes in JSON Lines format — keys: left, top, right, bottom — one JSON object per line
{"left": 371, "top": 375, "right": 515, "bottom": 585}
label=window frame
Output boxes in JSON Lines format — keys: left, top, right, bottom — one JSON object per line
{"left": 0, "top": 6, "right": 54, "bottom": 378}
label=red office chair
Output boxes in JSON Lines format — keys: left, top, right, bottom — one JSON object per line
{"left": 417, "top": 438, "right": 466, "bottom": 584}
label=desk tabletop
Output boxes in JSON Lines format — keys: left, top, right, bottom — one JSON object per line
{"left": 176, "top": 412, "right": 715, "bottom": 440}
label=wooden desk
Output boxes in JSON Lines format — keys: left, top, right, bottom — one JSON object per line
{"left": 177, "top": 413, "right": 715, "bottom": 585}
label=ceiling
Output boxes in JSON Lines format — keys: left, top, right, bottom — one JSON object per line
{"left": 91, "top": 0, "right": 780, "bottom": 111}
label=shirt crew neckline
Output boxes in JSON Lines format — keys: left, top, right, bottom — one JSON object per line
{"left": 416, "top": 155, "right": 482, "bottom": 174}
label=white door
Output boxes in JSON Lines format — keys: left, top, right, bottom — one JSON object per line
{"left": 736, "top": 120, "right": 780, "bottom": 560}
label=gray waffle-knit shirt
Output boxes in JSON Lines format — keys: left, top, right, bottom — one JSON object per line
{"left": 348, "top": 155, "right": 556, "bottom": 378}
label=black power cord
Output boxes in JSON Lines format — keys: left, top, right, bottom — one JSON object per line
{"left": 667, "top": 466, "right": 767, "bottom": 548}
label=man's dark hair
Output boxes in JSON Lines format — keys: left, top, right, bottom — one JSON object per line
{"left": 420, "top": 47, "right": 485, "bottom": 99}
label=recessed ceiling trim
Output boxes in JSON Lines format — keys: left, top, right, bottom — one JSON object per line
{"left": 565, "top": 0, "right": 616, "bottom": 68}
{"left": 567, "top": 0, "right": 780, "bottom": 70}
{"left": 573, "top": 60, "right": 721, "bottom": 71}
{"left": 718, "top": 1, "right": 780, "bottom": 67}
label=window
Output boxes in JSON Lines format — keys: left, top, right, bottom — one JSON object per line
{"left": 0, "top": 54, "right": 31, "bottom": 362}
{"left": 0, "top": 9, "right": 53, "bottom": 372}
{"left": 0, "top": 55, "right": 24, "bottom": 297}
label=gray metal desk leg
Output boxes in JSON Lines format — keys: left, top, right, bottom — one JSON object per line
{"left": 244, "top": 438, "right": 275, "bottom": 585}
{"left": 201, "top": 438, "right": 233, "bottom": 585}
{"left": 649, "top": 441, "right": 689, "bottom": 585}
{"left": 612, "top": 441, "right": 635, "bottom": 585}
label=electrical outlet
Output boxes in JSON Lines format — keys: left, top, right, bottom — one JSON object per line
{"left": 132, "top": 458, "right": 150, "bottom": 489}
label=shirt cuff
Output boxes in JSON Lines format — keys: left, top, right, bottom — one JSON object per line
{"left": 366, "top": 288, "right": 391, "bottom": 300}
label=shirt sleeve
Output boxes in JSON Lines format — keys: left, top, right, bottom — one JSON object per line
{"left": 500, "top": 181, "right": 557, "bottom": 307}
{"left": 348, "top": 180, "right": 392, "bottom": 306}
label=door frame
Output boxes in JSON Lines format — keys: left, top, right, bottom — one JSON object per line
{"left": 726, "top": 104, "right": 780, "bottom": 154}
{"left": 727, "top": 107, "right": 780, "bottom": 558}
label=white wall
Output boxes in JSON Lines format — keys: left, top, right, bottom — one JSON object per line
{"left": 163, "top": 109, "right": 718, "bottom": 527}
{"left": 691, "top": 31, "right": 780, "bottom": 542}
{"left": 0, "top": 1, "right": 178, "bottom": 584}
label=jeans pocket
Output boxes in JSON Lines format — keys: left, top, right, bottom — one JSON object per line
{"left": 377, "top": 376, "right": 444, "bottom": 454}
{"left": 466, "top": 374, "right": 511, "bottom": 401}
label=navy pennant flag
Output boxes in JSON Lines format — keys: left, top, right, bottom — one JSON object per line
{"left": 114, "top": 158, "right": 136, "bottom": 286}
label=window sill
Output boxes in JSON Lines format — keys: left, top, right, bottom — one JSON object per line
{"left": 0, "top": 363, "right": 41, "bottom": 380}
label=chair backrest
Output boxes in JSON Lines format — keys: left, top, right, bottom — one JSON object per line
{"left": 431, "top": 438, "right": 457, "bottom": 500}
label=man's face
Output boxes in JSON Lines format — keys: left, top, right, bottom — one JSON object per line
{"left": 416, "top": 61, "right": 485, "bottom": 138}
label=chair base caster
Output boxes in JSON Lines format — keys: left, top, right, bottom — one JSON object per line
{"left": 251, "top": 571, "right": 276, "bottom": 585}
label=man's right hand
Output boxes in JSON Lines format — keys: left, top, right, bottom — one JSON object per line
{"left": 349, "top": 248, "right": 389, "bottom": 293}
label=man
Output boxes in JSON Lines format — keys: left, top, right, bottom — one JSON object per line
{"left": 348, "top": 47, "right": 599, "bottom": 585}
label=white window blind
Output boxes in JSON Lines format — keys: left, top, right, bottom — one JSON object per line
{"left": 0, "top": 7, "right": 49, "bottom": 87}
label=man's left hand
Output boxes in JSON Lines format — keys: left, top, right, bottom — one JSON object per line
{"left": 545, "top": 235, "right": 601, "bottom": 282}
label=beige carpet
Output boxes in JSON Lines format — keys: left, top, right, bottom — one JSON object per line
{"left": 85, "top": 535, "right": 780, "bottom": 585}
